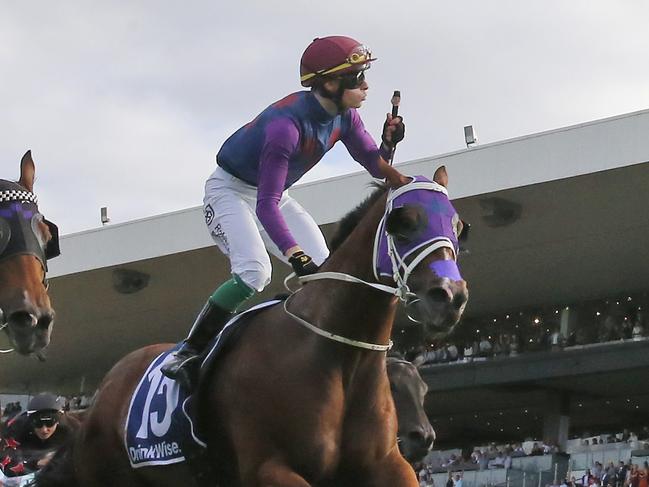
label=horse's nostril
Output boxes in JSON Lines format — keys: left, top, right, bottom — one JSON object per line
{"left": 37, "top": 312, "right": 54, "bottom": 329}
{"left": 453, "top": 292, "right": 468, "bottom": 310}
{"left": 8, "top": 311, "right": 37, "bottom": 328}
{"left": 408, "top": 431, "right": 426, "bottom": 446}
{"left": 424, "top": 433, "right": 435, "bottom": 449}
{"left": 427, "top": 287, "right": 451, "bottom": 304}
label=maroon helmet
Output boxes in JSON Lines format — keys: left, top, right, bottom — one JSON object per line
{"left": 300, "top": 36, "right": 376, "bottom": 87}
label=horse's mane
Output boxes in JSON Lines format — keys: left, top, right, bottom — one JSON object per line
{"left": 329, "top": 183, "right": 387, "bottom": 252}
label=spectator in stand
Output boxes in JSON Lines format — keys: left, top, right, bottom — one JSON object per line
{"left": 478, "top": 450, "right": 488, "bottom": 471}
{"left": 446, "top": 343, "right": 459, "bottom": 362}
{"left": 418, "top": 464, "right": 429, "bottom": 487}
{"left": 632, "top": 311, "right": 645, "bottom": 341}
{"left": 530, "top": 442, "right": 543, "bottom": 456}
{"left": 582, "top": 469, "right": 593, "bottom": 487}
{"left": 631, "top": 464, "right": 640, "bottom": 487}
{"left": 510, "top": 334, "right": 520, "bottom": 356}
{"left": 454, "top": 472, "right": 463, "bottom": 487}
{"left": 550, "top": 328, "right": 562, "bottom": 351}
{"left": 463, "top": 342, "right": 474, "bottom": 362}
{"left": 446, "top": 472, "right": 454, "bottom": 487}
{"left": 607, "top": 463, "right": 618, "bottom": 481}
{"left": 617, "top": 461, "right": 629, "bottom": 487}
{"left": 443, "top": 454, "right": 459, "bottom": 468}
{"left": 489, "top": 450, "right": 505, "bottom": 469}
{"left": 511, "top": 443, "right": 526, "bottom": 457}
{"left": 602, "top": 462, "right": 616, "bottom": 487}
{"left": 639, "top": 462, "right": 648, "bottom": 487}
{"left": 626, "top": 463, "right": 633, "bottom": 487}
{"left": 478, "top": 336, "right": 493, "bottom": 357}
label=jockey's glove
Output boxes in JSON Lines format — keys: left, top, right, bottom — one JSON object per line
{"left": 381, "top": 116, "right": 405, "bottom": 149}
{"left": 289, "top": 251, "right": 319, "bottom": 277}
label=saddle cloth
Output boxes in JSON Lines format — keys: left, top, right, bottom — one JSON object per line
{"left": 124, "top": 299, "right": 281, "bottom": 469}
{"left": 124, "top": 343, "right": 205, "bottom": 468}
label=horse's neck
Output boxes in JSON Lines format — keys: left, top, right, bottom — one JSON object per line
{"left": 295, "top": 195, "right": 397, "bottom": 346}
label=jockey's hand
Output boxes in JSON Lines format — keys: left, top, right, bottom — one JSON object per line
{"left": 289, "top": 251, "right": 319, "bottom": 277}
{"left": 377, "top": 157, "right": 411, "bottom": 188}
{"left": 381, "top": 114, "right": 405, "bottom": 149}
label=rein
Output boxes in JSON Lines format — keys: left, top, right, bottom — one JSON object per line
{"left": 283, "top": 292, "right": 393, "bottom": 352}
{"left": 282, "top": 180, "right": 457, "bottom": 352}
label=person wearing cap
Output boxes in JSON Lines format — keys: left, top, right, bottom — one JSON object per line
{"left": 2, "top": 393, "right": 71, "bottom": 474}
{"left": 162, "top": 35, "right": 409, "bottom": 389}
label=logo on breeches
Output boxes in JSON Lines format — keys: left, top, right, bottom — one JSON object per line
{"left": 204, "top": 204, "right": 214, "bottom": 225}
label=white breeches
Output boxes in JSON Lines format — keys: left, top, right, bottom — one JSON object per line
{"left": 203, "top": 167, "right": 329, "bottom": 292}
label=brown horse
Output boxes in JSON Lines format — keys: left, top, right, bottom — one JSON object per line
{"left": 37, "top": 167, "right": 468, "bottom": 487}
{"left": 387, "top": 357, "right": 435, "bottom": 463}
{"left": 0, "top": 151, "right": 60, "bottom": 357}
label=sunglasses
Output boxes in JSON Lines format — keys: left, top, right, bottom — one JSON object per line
{"left": 32, "top": 417, "right": 58, "bottom": 428}
{"left": 339, "top": 71, "right": 366, "bottom": 90}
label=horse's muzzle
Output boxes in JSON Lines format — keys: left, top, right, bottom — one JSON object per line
{"left": 5, "top": 309, "right": 54, "bottom": 354}
{"left": 399, "top": 426, "right": 436, "bottom": 463}
{"left": 417, "top": 278, "right": 468, "bottom": 332}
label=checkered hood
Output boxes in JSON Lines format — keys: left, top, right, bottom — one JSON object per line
{"left": 0, "top": 179, "right": 58, "bottom": 267}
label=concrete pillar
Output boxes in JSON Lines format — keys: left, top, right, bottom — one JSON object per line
{"left": 542, "top": 392, "right": 570, "bottom": 452}
{"left": 560, "top": 307, "right": 575, "bottom": 341}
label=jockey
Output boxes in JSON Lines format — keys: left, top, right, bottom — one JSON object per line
{"left": 161, "top": 35, "right": 409, "bottom": 388}
{"left": 1, "top": 394, "right": 70, "bottom": 474}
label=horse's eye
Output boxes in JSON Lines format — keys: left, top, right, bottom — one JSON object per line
{"left": 386, "top": 205, "right": 428, "bottom": 241}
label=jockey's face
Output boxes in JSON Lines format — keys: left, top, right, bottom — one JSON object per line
{"left": 320, "top": 72, "right": 369, "bottom": 110}
{"left": 32, "top": 416, "right": 59, "bottom": 440}
{"left": 340, "top": 82, "right": 368, "bottom": 109}
{"left": 339, "top": 71, "right": 368, "bottom": 109}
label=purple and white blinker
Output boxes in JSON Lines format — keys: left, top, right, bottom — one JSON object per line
{"left": 373, "top": 175, "right": 463, "bottom": 294}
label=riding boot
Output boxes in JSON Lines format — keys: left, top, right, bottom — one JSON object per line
{"left": 161, "top": 300, "right": 232, "bottom": 390}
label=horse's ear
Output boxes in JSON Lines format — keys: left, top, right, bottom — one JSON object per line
{"left": 19, "top": 150, "right": 35, "bottom": 193}
{"left": 432, "top": 166, "right": 448, "bottom": 188}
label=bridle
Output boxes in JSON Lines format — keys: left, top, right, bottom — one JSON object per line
{"left": 0, "top": 186, "right": 60, "bottom": 355}
{"left": 284, "top": 179, "right": 460, "bottom": 352}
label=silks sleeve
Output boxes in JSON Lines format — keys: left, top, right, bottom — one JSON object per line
{"left": 256, "top": 118, "right": 300, "bottom": 254}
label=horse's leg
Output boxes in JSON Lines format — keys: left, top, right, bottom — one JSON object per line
{"left": 250, "top": 458, "right": 312, "bottom": 487}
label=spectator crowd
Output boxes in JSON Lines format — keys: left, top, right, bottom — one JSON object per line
{"left": 393, "top": 292, "right": 648, "bottom": 366}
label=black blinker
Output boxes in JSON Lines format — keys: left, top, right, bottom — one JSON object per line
{"left": 44, "top": 219, "right": 61, "bottom": 260}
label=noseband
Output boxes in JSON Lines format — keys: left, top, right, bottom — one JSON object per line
{"left": 284, "top": 177, "right": 462, "bottom": 351}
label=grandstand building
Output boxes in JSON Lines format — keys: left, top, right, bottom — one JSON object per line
{"left": 3, "top": 108, "right": 649, "bottom": 458}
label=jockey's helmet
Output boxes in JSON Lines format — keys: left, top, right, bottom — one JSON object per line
{"left": 300, "top": 36, "right": 376, "bottom": 87}
{"left": 27, "top": 393, "right": 63, "bottom": 415}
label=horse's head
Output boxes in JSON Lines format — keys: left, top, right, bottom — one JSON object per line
{"left": 375, "top": 166, "right": 468, "bottom": 337}
{"left": 0, "top": 151, "right": 60, "bottom": 356}
{"left": 387, "top": 357, "right": 435, "bottom": 463}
